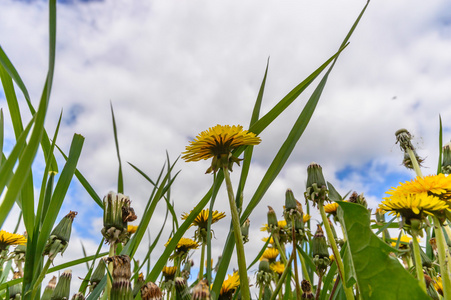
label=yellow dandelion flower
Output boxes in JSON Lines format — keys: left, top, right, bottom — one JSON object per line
{"left": 380, "top": 192, "right": 448, "bottom": 217}
{"left": 324, "top": 202, "right": 339, "bottom": 214}
{"left": 303, "top": 214, "right": 311, "bottom": 223}
{"left": 270, "top": 261, "right": 284, "bottom": 275}
{"left": 0, "top": 230, "right": 27, "bottom": 250}
{"left": 387, "top": 174, "right": 451, "bottom": 201}
{"left": 182, "top": 125, "right": 261, "bottom": 173}
{"left": 434, "top": 276, "right": 443, "bottom": 296}
{"left": 162, "top": 266, "right": 177, "bottom": 276}
{"left": 390, "top": 234, "right": 414, "bottom": 249}
{"left": 165, "top": 237, "right": 199, "bottom": 254}
{"left": 262, "top": 237, "right": 275, "bottom": 244}
{"left": 182, "top": 125, "right": 261, "bottom": 162}
{"left": 127, "top": 225, "right": 138, "bottom": 234}
{"left": 261, "top": 247, "right": 279, "bottom": 261}
{"left": 181, "top": 209, "right": 226, "bottom": 229}
{"left": 220, "top": 272, "right": 240, "bottom": 295}
{"left": 260, "top": 220, "right": 287, "bottom": 232}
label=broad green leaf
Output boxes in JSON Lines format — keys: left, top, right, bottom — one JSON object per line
{"left": 337, "top": 202, "right": 429, "bottom": 299}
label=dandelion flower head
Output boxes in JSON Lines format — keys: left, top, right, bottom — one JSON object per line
{"left": 0, "top": 230, "right": 27, "bottom": 250}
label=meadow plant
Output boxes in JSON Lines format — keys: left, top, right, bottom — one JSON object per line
{"left": 2, "top": 1, "right": 450, "bottom": 300}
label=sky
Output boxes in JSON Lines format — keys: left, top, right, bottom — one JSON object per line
{"left": 1, "top": 0, "right": 451, "bottom": 294}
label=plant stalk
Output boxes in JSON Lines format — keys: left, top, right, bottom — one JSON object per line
{"left": 318, "top": 204, "right": 354, "bottom": 300}
{"left": 198, "top": 242, "right": 206, "bottom": 281}
{"left": 222, "top": 166, "right": 251, "bottom": 300}
{"left": 291, "top": 216, "right": 301, "bottom": 300}
{"left": 433, "top": 216, "right": 451, "bottom": 300}
{"left": 410, "top": 232, "right": 426, "bottom": 293}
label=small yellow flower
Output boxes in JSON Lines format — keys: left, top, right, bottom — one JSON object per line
{"left": 387, "top": 174, "right": 451, "bottom": 201}
{"left": 181, "top": 209, "right": 226, "bottom": 229}
{"left": 324, "top": 202, "right": 339, "bottom": 214}
{"left": 127, "top": 225, "right": 138, "bottom": 234}
{"left": 162, "top": 266, "right": 177, "bottom": 276}
{"left": 379, "top": 192, "right": 448, "bottom": 217}
{"left": 220, "top": 272, "right": 240, "bottom": 296}
{"left": 0, "top": 230, "right": 27, "bottom": 250}
{"left": 303, "top": 214, "right": 311, "bottom": 223}
{"left": 390, "top": 235, "right": 413, "bottom": 249}
{"left": 182, "top": 125, "right": 261, "bottom": 173}
{"left": 261, "top": 237, "right": 274, "bottom": 244}
{"left": 261, "top": 247, "right": 279, "bottom": 262}
{"left": 165, "top": 237, "right": 199, "bottom": 254}
{"left": 434, "top": 276, "right": 443, "bottom": 296}
{"left": 270, "top": 261, "right": 284, "bottom": 275}
{"left": 260, "top": 220, "right": 287, "bottom": 232}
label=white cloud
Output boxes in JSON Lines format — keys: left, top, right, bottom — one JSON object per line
{"left": 1, "top": 0, "right": 451, "bottom": 294}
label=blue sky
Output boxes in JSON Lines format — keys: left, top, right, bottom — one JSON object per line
{"left": 1, "top": 0, "right": 451, "bottom": 292}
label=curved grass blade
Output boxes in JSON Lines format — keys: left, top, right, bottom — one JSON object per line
{"left": 110, "top": 103, "right": 124, "bottom": 193}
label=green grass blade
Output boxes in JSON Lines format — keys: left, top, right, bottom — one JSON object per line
{"left": 437, "top": 115, "right": 443, "bottom": 175}
{"left": 0, "top": 45, "right": 31, "bottom": 103}
{"left": 0, "top": 109, "right": 3, "bottom": 166}
{"left": 110, "top": 103, "right": 124, "bottom": 193}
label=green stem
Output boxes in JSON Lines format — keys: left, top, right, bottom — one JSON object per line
{"left": 106, "top": 243, "right": 116, "bottom": 300}
{"left": 270, "top": 250, "right": 295, "bottom": 300}
{"left": 30, "top": 257, "right": 53, "bottom": 300}
{"left": 198, "top": 242, "right": 206, "bottom": 281}
{"left": 223, "top": 167, "right": 251, "bottom": 300}
{"left": 406, "top": 148, "right": 423, "bottom": 177}
{"left": 318, "top": 204, "right": 354, "bottom": 300}
{"left": 272, "top": 230, "right": 288, "bottom": 265}
{"left": 410, "top": 232, "right": 426, "bottom": 293}
{"left": 433, "top": 216, "right": 451, "bottom": 300}
{"left": 291, "top": 216, "right": 301, "bottom": 300}
{"left": 296, "top": 246, "right": 310, "bottom": 282}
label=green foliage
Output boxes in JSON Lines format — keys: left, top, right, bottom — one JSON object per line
{"left": 337, "top": 202, "right": 430, "bottom": 300}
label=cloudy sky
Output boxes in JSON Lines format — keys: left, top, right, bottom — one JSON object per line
{"left": 1, "top": 0, "right": 451, "bottom": 292}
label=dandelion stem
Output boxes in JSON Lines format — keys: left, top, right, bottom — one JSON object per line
{"left": 296, "top": 246, "right": 310, "bottom": 282}
{"left": 270, "top": 249, "right": 295, "bottom": 300}
{"left": 106, "top": 243, "right": 116, "bottom": 299}
{"left": 291, "top": 215, "right": 301, "bottom": 300}
{"left": 198, "top": 242, "right": 206, "bottom": 281}
{"left": 30, "top": 257, "right": 53, "bottom": 300}
{"left": 406, "top": 148, "right": 423, "bottom": 177}
{"left": 318, "top": 204, "right": 354, "bottom": 300}
{"left": 222, "top": 166, "right": 250, "bottom": 300}
{"left": 433, "top": 216, "right": 451, "bottom": 300}
{"left": 410, "top": 232, "right": 426, "bottom": 293}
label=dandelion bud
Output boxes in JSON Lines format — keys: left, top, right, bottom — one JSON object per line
{"left": 442, "top": 142, "right": 451, "bottom": 174}
{"left": 141, "top": 282, "right": 162, "bottom": 300}
{"left": 181, "top": 259, "right": 193, "bottom": 280}
{"left": 51, "top": 270, "right": 72, "bottom": 300}
{"left": 301, "top": 280, "right": 314, "bottom": 300}
{"left": 8, "top": 272, "right": 22, "bottom": 299}
{"left": 175, "top": 277, "right": 191, "bottom": 300}
{"left": 241, "top": 218, "right": 250, "bottom": 244}
{"left": 348, "top": 191, "right": 367, "bottom": 208}
{"left": 107, "top": 255, "right": 132, "bottom": 282}
{"left": 110, "top": 279, "right": 133, "bottom": 300}
{"left": 285, "top": 189, "right": 297, "bottom": 211}
{"left": 101, "top": 192, "right": 137, "bottom": 245}
{"left": 305, "top": 163, "right": 329, "bottom": 207}
{"left": 266, "top": 206, "right": 278, "bottom": 232}
{"left": 132, "top": 273, "right": 145, "bottom": 298}
{"left": 43, "top": 211, "right": 77, "bottom": 260}
{"left": 41, "top": 276, "right": 57, "bottom": 300}
{"left": 90, "top": 258, "right": 106, "bottom": 292}
{"left": 256, "top": 259, "right": 272, "bottom": 288}
{"left": 191, "top": 279, "right": 210, "bottom": 300}
{"left": 312, "top": 225, "right": 330, "bottom": 274}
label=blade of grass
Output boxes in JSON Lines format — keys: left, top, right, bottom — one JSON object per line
{"left": 437, "top": 115, "right": 443, "bottom": 175}
{"left": 110, "top": 103, "right": 124, "bottom": 194}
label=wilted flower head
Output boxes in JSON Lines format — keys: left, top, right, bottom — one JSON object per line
{"left": 182, "top": 124, "right": 261, "bottom": 173}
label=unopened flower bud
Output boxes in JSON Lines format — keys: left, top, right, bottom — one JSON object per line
{"left": 133, "top": 273, "right": 145, "bottom": 298}
{"left": 348, "top": 191, "right": 367, "bottom": 208}
{"left": 44, "top": 211, "right": 77, "bottom": 260}
{"left": 191, "top": 279, "right": 210, "bottom": 300}
{"left": 175, "top": 277, "right": 191, "bottom": 300}
{"left": 141, "top": 282, "right": 162, "bottom": 300}
{"left": 41, "top": 276, "right": 57, "bottom": 300}
{"left": 442, "top": 142, "right": 451, "bottom": 174}
{"left": 90, "top": 258, "right": 106, "bottom": 292}
{"left": 312, "top": 225, "right": 328, "bottom": 259}
{"left": 266, "top": 206, "right": 278, "bottom": 232}
{"left": 305, "top": 163, "right": 329, "bottom": 207}
{"left": 8, "top": 272, "right": 22, "bottom": 299}
{"left": 301, "top": 280, "right": 314, "bottom": 299}
{"left": 51, "top": 270, "right": 72, "bottom": 300}
{"left": 241, "top": 218, "right": 250, "bottom": 244}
